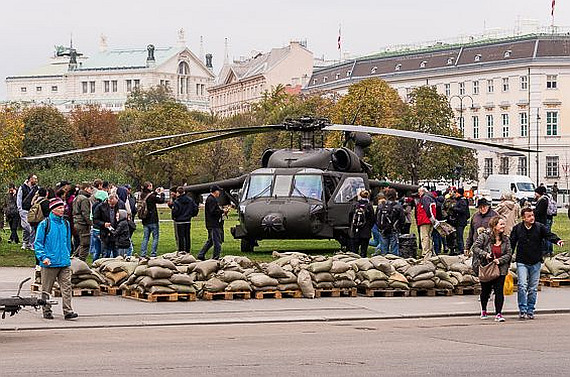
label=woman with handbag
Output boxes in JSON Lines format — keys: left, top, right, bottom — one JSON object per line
{"left": 472, "top": 216, "right": 513, "bottom": 322}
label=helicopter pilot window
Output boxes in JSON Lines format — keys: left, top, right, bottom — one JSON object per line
{"left": 291, "top": 175, "right": 323, "bottom": 200}
{"left": 334, "top": 177, "right": 365, "bottom": 203}
{"left": 273, "top": 175, "right": 293, "bottom": 197}
{"left": 246, "top": 175, "right": 273, "bottom": 199}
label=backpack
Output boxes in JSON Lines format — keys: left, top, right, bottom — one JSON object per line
{"left": 547, "top": 195, "right": 558, "bottom": 216}
{"left": 351, "top": 202, "right": 368, "bottom": 233}
{"left": 378, "top": 201, "right": 397, "bottom": 233}
{"left": 27, "top": 198, "right": 47, "bottom": 225}
{"left": 137, "top": 194, "right": 150, "bottom": 220}
{"left": 21, "top": 185, "right": 37, "bottom": 211}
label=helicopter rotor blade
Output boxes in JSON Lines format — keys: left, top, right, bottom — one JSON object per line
{"left": 146, "top": 128, "right": 278, "bottom": 156}
{"left": 324, "top": 124, "right": 539, "bottom": 155}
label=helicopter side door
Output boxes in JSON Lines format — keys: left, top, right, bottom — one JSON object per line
{"left": 326, "top": 174, "right": 368, "bottom": 230}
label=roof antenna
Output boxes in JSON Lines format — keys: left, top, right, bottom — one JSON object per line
{"left": 224, "top": 37, "right": 229, "bottom": 64}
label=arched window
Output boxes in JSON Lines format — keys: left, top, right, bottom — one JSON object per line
{"left": 178, "top": 61, "right": 190, "bottom": 95}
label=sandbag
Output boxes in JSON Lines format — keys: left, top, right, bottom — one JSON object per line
{"left": 388, "top": 271, "right": 408, "bottom": 284}
{"left": 204, "top": 277, "right": 228, "bottom": 292}
{"left": 435, "top": 270, "right": 453, "bottom": 282}
{"left": 74, "top": 279, "right": 99, "bottom": 289}
{"left": 277, "top": 283, "right": 300, "bottom": 291}
{"left": 333, "top": 270, "right": 356, "bottom": 281}
{"left": 334, "top": 280, "right": 356, "bottom": 288}
{"left": 436, "top": 280, "right": 455, "bottom": 289}
{"left": 105, "top": 270, "right": 129, "bottom": 285}
{"left": 146, "top": 266, "right": 174, "bottom": 279}
{"left": 148, "top": 285, "right": 175, "bottom": 294}
{"left": 148, "top": 258, "right": 177, "bottom": 270}
{"left": 194, "top": 260, "right": 219, "bottom": 279}
{"left": 449, "top": 263, "right": 472, "bottom": 275}
{"left": 438, "top": 255, "right": 463, "bottom": 269}
{"left": 545, "top": 258, "right": 569, "bottom": 276}
{"left": 170, "top": 284, "right": 196, "bottom": 293}
{"left": 254, "top": 285, "right": 278, "bottom": 291}
{"left": 405, "top": 262, "right": 436, "bottom": 278}
{"left": 370, "top": 257, "right": 395, "bottom": 275}
{"left": 307, "top": 259, "right": 333, "bottom": 273}
{"left": 139, "top": 277, "right": 172, "bottom": 288}
{"left": 350, "top": 258, "right": 373, "bottom": 271}
{"left": 248, "top": 273, "right": 279, "bottom": 287}
{"left": 297, "top": 269, "right": 315, "bottom": 298}
{"left": 391, "top": 259, "right": 411, "bottom": 272}
{"left": 316, "top": 281, "right": 334, "bottom": 289}
{"left": 277, "top": 271, "right": 298, "bottom": 284}
{"left": 134, "top": 265, "right": 148, "bottom": 276}
{"left": 411, "top": 280, "right": 436, "bottom": 289}
{"left": 388, "top": 280, "right": 409, "bottom": 289}
{"left": 176, "top": 265, "right": 189, "bottom": 274}
{"left": 217, "top": 270, "right": 247, "bottom": 283}
{"left": 358, "top": 269, "right": 388, "bottom": 282}
{"left": 77, "top": 273, "right": 105, "bottom": 284}
{"left": 409, "top": 272, "right": 435, "bottom": 282}
{"left": 265, "top": 263, "right": 290, "bottom": 278}
{"left": 170, "top": 274, "right": 194, "bottom": 286}
{"left": 330, "top": 260, "right": 351, "bottom": 273}
{"left": 225, "top": 280, "right": 252, "bottom": 292}
{"left": 71, "top": 258, "right": 92, "bottom": 275}
{"left": 359, "top": 279, "right": 389, "bottom": 289}
{"left": 312, "top": 272, "right": 334, "bottom": 283}
{"left": 175, "top": 254, "right": 197, "bottom": 264}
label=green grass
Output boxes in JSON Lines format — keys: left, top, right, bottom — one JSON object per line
{"left": 2, "top": 207, "right": 569, "bottom": 267}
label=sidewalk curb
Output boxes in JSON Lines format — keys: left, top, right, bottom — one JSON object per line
{"left": 3, "top": 308, "right": 570, "bottom": 332}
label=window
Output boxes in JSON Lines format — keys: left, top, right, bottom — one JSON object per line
{"left": 89, "top": 81, "right": 95, "bottom": 93}
{"left": 104, "top": 81, "right": 110, "bottom": 93}
{"left": 472, "top": 116, "right": 479, "bottom": 139}
{"left": 313, "top": 79, "right": 317, "bottom": 85}
{"left": 546, "top": 156, "right": 559, "bottom": 178}
{"left": 501, "top": 114, "right": 509, "bottom": 137}
{"left": 323, "top": 77, "right": 327, "bottom": 83}
{"left": 546, "top": 75, "right": 557, "bottom": 89}
{"left": 518, "top": 157, "right": 527, "bottom": 176}
{"left": 126, "top": 80, "right": 132, "bottom": 92}
{"left": 196, "top": 84, "right": 200, "bottom": 95}
{"left": 111, "top": 80, "right": 117, "bottom": 92}
{"left": 458, "top": 116, "right": 465, "bottom": 136}
{"left": 395, "top": 64, "right": 401, "bottom": 71}
{"left": 82, "top": 81, "right": 88, "bottom": 94}
{"left": 487, "top": 79, "right": 494, "bottom": 93}
{"left": 484, "top": 158, "right": 493, "bottom": 178}
{"left": 472, "top": 80, "right": 479, "bottom": 95}
{"left": 334, "top": 177, "right": 365, "bottom": 203}
{"left": 134, "top": 79, "right": 140, "bottom": 89}
{"left": 504, "top": 50, "right": 512, "bottom": 58}
{"left": 499, "top": 157, "right": 509, "bottom": 174}
{"left": 51, "top": 85, "right": 58, "bottom": 92}
{"left": 371, "top": 66, "right": 377, "bottom": 74}
{"left": 246, "top": 175, "right": 273, "bottom": 199}
{"left": 546, "top": 111, "right": 558, "bottom": 136}
{"left": 486, "top": 115, "right": 494, "bottom": 138}
{"left": 447, "top": 57, "right": 454, "bottom": 65}
{"left": 459, "top": 82, "right": 465, "bottom": 95}
{"left": 502, "top": 78, "right": 509, "bottom": 92}
{"left": 475, "top": 54, "right": 482, "bottom": 62}
{"left": 520, "top": 112, "right": 528, "bottom": 137}
{"left": 20, "top": 87, "right": 27, "bottom": 93}
{"left": 291, "top": 175, "right": 323, "bottom": 200}
{"left": 335, "top": 73, "right": 340, "bottom": 80}
{"left": 36, "top": 86, "right": 42, "bottom": 92}
{"left": 420, "top": 60, "right": 427, "bottom": 68}
{"left": 520, "top": 76, "right": 528, "bottom": 90}
{"left": 346, "top": 70, "right": 352, "bottom": 77}
{"left": 444, "top": 83, "right": 450, "bottom": 97}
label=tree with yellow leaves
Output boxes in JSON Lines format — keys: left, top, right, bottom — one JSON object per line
{"left": 0, "top": 107, "right": 24, "bottom": 184}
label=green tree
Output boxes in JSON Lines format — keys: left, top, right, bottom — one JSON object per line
{"left": 125, "top": 85, "right": 175, "bottom": 111}
{"left": 21, "top": 106, "right": 73, "bottom": 169}
{"left": 0, "top": 107, "right": 24, "bottom": 184}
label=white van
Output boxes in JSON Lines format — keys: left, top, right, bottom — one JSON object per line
{"left": 483, "top": 175, "right": 536, "bottom": 203}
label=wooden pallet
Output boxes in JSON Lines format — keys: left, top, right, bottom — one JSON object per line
{"left": 357, "top": 287, "right": 409, "bottom": 297}
{"left": 315, "top": 287, "right": 357, "bottom": 298}
{"left": 122, "top": 290, "right": 196, "bottom": 302}
{"left": 540, "top": 278, "right": 570, "bottom": 288}
{"left": 409, "top": 288, "right": 436, "bottom": 297}
{"left": 53, "top": 287, "right": 101, "bottom": 297}
{"left": 453, "top": 286, "right": 482, "bottom": 295}
{"left": 202, "top": 291, "right": 251, "bottom": 300}
{"left": 100, "top": 285, "right": 122, "bottom": 296}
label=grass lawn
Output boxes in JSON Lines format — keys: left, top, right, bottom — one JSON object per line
{"left": 1, "top": 207, "right": 569, "bottom": 267}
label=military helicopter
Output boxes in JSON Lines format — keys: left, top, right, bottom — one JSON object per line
{"left": 23, "top": 116, "right": 536, "bottom": 252}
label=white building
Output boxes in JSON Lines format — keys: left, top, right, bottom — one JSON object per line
{"left": 209, "top": 41, "right": 313, "bottom": 117}
{"left": 5, "top": 39, "right": 215, "bottom": 113}
{"left": 305, "top": 31, "right": 570, "bottom": 191}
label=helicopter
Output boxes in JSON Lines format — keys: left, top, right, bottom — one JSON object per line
{"left": 22, "top": 116, "right": 537, "bottom": 253}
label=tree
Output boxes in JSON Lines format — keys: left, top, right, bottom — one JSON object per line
{"left": 0, "top": 107, "right": 24, "bottom": 184}
{"left": 125, "top": 85, "right": 175, "bottom": 111}
{"left": 69, "top": 105, "right": 119, "bottom": 169}
{"left": 21, "top": 106, "right": 73, "bottom": 169}
{"left": 384, "top": 86, "right": 477, "bottom": 184}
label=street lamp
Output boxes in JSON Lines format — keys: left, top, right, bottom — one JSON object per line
{"left": 449, "top": 94, "right": 475, "bottom": 134}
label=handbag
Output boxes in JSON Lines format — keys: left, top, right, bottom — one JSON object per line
{"left": 478, "top": 259, "right": 500, "bottom": 283}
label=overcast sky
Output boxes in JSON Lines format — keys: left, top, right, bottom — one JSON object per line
{"left": 1, "top": 0, "right": 568, "bottom": 100}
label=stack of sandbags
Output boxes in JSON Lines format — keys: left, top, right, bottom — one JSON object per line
{"left": 121, "top": 257, "right": 195, "bottom": 295}
{"left": 431, "top": 255, "right": 479, "bottom": 288}
{"left": 307, "top": 258, "right": 335, "bottom": 290}
{"left": 349, "top": 256, "right": 389, "bottom": 290}
{"left": 70, "top": 257, "right": 106, "bottom": 289}
{"left": 190, "top": 256, "right": 256, "bottom": 296}
{"left": 403, "top": 260, "right": 438, "bottom": 290}
{"left": 543, "top": 253, "right": 570, "bottom": 279}
{"left": 92, "top": 256, "right": 139, "bottom": 288}
{"left": 330, "top": 257, "right": 357, "bottom": 289}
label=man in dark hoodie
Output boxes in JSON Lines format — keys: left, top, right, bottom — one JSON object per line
{"left": 197, "top": 185, "right": 226, "bottom": 260}
{"left": 93, "top": 193, "right": 125, "bottom": 258}
{"left": 169, "top": 186, "right": 198, "bottom": 253}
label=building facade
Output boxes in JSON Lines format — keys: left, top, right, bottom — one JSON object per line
{"left": 5, "top": 43, "right": 215, "bottom": 113}
{"left": 305, "top": 32, "right": 570, "bottom": 190}
{"left": 209, "top": 41, "right": 313, "bottom": 117}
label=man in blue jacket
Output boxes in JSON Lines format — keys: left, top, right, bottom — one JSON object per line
{"left": 34, "top": 198, "right": 78, "bottom": 320}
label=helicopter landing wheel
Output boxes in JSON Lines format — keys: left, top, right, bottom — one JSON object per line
{"left": 240, "top": 238, "right": 256, "bottom": 253}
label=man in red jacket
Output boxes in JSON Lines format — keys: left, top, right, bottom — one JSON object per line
{"left": 416, "top": 187, "right": 438, "bottom": 259}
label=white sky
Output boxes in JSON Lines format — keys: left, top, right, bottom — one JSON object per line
{"left": 1, "top": 0, "right": 568, "bottom": 100}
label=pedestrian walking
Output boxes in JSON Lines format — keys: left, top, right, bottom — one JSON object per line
{"left": 17, "top": 174, "right": 39, "bottom": 250}
{"left": 472, "top": 216, "right": 512, "bottom": 322}
{"left": 348, "top": 189, "right": 375, "bottom": 257}
{"left": 534, "top": 186, "right": 554, "bottom": 255}
{"left": 34, "top": 198, "right": 78, "bottom": 320}
{"left": 3, "top": 184, "right": 20, "bottom": 244}
{"left": 198, "top": 185, "right": 227, "bottom": 260}
{"left": 510, "top": 207, "right": 564, "bottom": 319}
{"left": 551, "top": 182, "right": 559, "bottom": 202}
{"left": 415, "top": 187, "right": 437, "bottom": 259}
{"left": 494, "top": 191, "right": 521, "bottom": 236}
{"left": 169, "top": 186, "right": 199, "bottom": 253}
{"left": 138, "top": 182, "right": 165, "bottom": 257}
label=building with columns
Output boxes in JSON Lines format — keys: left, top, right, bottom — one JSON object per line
{"left": 5, "top": 35, "right": 215, "bottom": 113}
{"left": 305, "top": 30, "right": 570, "bottom": 193}
{"left": 209, "top": 41, "right": 313, "bottom": 117}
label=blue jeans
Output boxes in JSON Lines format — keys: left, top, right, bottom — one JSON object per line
{"left": 102, "top": 242, "right": 118, "bottom": 258}
{"left": 545, "top": 218, "right": 554, "bottom": 255}
{"left": 369, "top": 224, "right": 381, "bottom": 247}
{"left": 432, "top": 229, "right": 442, "bottom": 255}
{"left": 117, "top": 248, "right": 130, "bottom": 257}
{"left": 141, "top": 223, "right": 160, "bottom": 257}
{"left": 517, "top": 262, "right": 541, "bottom": 315}
{"left": 456, "top": 225, "right": 465, "bottom": 253}
{"left": 90, "top": 229, "right": 102, "bottom": 261}
{"left": 376, "top": 232, "right": 399, "bottom": 256}
{"left": 198, "top": 227, "right": 222, "bottom": 260}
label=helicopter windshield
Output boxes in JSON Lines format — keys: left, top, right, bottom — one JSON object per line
{"left": 334, "top": 177, "right": 366, "bottom": 203}
{"left": 291, "top": 175, "right": 323, "bottom": 200}
{"left": 246, "top": 175, "right": 273, "bottom": 199}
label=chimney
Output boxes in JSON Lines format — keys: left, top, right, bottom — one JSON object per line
{"left": 205, "top": 53, "right": 213, "bottom": 70}
{"left": 146, "top": 44, "right": 156, "bottom": 67}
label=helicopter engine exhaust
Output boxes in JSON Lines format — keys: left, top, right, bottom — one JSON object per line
{"left": 332, "top": 148, "right": 362, "bottom": 172}
{"left": 261, "top": 213, "right": 285, "bottom": 233}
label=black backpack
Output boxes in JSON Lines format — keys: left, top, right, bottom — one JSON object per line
{"left": 378, "top": 201, "right": 397, "bottom": 233}
{"left": 351, "top": 202, "right": 368, "bottom": 233}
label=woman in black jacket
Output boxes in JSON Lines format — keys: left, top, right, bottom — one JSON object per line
{"left": 472, "top": 216, "right": 513, "bottom": 322}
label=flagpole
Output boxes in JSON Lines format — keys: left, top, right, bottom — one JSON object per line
{"left": 338, "top": 23, "right": 342, "bottom": 63}
{"left": 551, "top": 0, "right": 555, "bottom": 30}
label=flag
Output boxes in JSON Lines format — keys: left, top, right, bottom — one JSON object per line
{"left": 337, "top": 26, "right": 341, "bottom": 50}
{"left": 552, "top": 0, "right": 556, "bottom": 16}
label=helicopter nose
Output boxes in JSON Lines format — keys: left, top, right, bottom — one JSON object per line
{"left": 261, "top": 213, "right": 285, "bottom": 233}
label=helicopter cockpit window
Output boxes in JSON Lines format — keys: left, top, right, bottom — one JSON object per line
{"left": 246, "top": 175, "right": 273, "bottom": 199}
{"left": 334, "top": 177, "right": 365, "bottom": 203}
{"left": 272, "top": 175, "right": 293, "bottom": 197}
{"left": 291, "top": 175, "right": 323, "bottom": 200}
